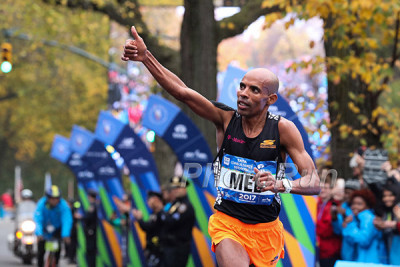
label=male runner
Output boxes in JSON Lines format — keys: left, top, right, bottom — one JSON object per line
{"left": 122, "top": 26, "right": 320, "bottom": 267}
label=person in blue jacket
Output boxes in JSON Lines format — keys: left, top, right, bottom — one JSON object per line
{"left": 373, "top": 182, "right": 400, "bottom": 265}
{"left": 33, "top": 185, "right": 72, "bottom": 267}
{"left": 342, "top": 188, "right": 386, "bottom": 264}
{"left": 331, "top": 179, "right": 360, "bottom": 260}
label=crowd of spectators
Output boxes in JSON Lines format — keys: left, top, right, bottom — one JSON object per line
{"left": 317, "top": 148, "right": 400, "bottom": 266}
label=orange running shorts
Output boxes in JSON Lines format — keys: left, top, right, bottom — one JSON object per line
{"left": 208, "top": 211, "right": 285, "bottom": 266}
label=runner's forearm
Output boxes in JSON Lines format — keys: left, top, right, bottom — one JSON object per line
{"left": 143, "top": 50, "right": 188, "bottom": 99}
{"left": 289, "top": 172, "right": 321, "bottom": 195}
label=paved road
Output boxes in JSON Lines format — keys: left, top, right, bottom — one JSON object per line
{"left": 0, "top": 217, "right": 75, "bottom": 267}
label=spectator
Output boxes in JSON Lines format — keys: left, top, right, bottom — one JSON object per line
{"left": 161, "top": 176, "right": 195, "bottom": 267}
{"left": 110, "top": 194, "right": 131, "bottom": 266}
{"left": 65, "top": 199, "right": 80, "bottom": 264}
{"left": 373, "top": 183, "right": 400, "bottom": 265}
{"left": 331, "top": 178, "right": 345, "bottom": 203}
{"left": 349, "top": 149, "right": 366, "bottom": 189}
{"left": 161, "top": 184, "right": 172, "bottom": 212}
{"left": 83, "top": 189, "right": 98, "bottom": 267}
{"left": 382, "top": 161, "right": 400, "bottom": 183}
{"left": 342, "top": 189, "right": 385, "bottom": 263}
{"left": 331, "top": 179, "right": 360, "bottom": 261}
{"left": 132, "top": 191, "right": 164, "bottom": 267}
{"left": 0, "top": 200, "right": 3, "bottom": 219}
{"left": 317, "top": 179, "right": 341, "bottom": 267}
{"left": 1, "top": 189, "right": 14, "bottom": 210}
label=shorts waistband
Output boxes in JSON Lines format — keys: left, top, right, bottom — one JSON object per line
{"left": 214, "top": 211, "right": 280, "bottom": 231}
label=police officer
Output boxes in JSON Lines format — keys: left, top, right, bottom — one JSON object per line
{"left": 66, "top": 199, "right": 80, "bottom": 264}
{"left": 83, "top": 189, "right": 97, "bottom": 267}
{"left": 132, "top": 191, "right": 165, "bottom": 267}
{"left": 161, "top": 176, "right": 195, "bottom": 267}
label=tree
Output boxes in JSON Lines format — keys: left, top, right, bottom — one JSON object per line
{"left": 261, "top": 0, "right": 400, "bottom": 176}
{"left": 0, "top": 0, "right": 110, "bottom": 193}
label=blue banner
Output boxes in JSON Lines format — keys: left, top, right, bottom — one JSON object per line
{"left": 96, "top": 111, "right": 159, "bottom": 189}
{"left": 50, "top": 135, "right": 72, "bottom": 164}
{"left": 141, "top": 95, "right": 180, "bottom": 136}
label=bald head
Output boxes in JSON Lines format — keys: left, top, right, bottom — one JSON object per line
{"left": 244, "top": 68, "right": 279, "bottom": 95}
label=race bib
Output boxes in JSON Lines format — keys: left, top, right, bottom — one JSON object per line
{"left": 216, "top": 154, "right": 277, "bottom": 205}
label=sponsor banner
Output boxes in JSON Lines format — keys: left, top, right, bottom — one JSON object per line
{"left": 95, "top": 111, "right": 126, "bottom": 145}
{"left": 94, "top": 112, "right": 160, "bottom": 190}
{"left": 70, "top": 126, "right": 121, "bottom": 182}
{"left": 51, "top": 135, "right": 123, "bottom": 267}
{"left": 180, "top": 148, "right": 210, "bottom": 164}
{"left": 113, "top": 126, "right": 147, "bottom": 157}
{"left": 163, "top": 112, "right": 204, "bottom": 151}
{"left": 142, "top": 95, "right": 180, "bottom": 137}
{"left": 51, "top": 135, "right": 72, "bottom": 164}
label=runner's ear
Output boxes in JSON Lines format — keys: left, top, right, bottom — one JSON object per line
{"left": 267, "top": 94, "right": 278, "bottom": 105}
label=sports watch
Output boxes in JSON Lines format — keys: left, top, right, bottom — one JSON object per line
{"left": 282, "top": 179, "right": 293, "bottom": 193}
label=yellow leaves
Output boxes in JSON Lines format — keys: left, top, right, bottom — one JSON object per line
{"left": 332, "top": 75, "right": 341, "bottom": 85}
{"left": 284, "top": 17, "right": 296, "bottom": 30}
{"left": 227, "top": 22, "right": 235, "bottom": 30}
{"left": 339, "top": 124, "right": 352, "bottom": 139}
{"left": 264, "top": 12, "right": 284, "bottom": 29}
{"left": 348, "top": 102, "right": 360, "bottom": 114}
{"left": 365, "top": 39, "right": 378, "bottom": 50}
{"left": 373, "top": 13, "right": 385, "bottom": 25}
{"left": 261, "top": 0, "right": 285, "bottom": 9}
{"left": 372, "top": 106, "right": 387, "bottom": 121}
{"left": 92, "top": 0, "right": 105, "bottom": 8}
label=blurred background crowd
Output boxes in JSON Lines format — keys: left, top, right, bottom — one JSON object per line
{"left": 317, "top": 146, "right": 400, "bottom": 267}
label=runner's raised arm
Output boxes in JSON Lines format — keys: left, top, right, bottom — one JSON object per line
{"left": 121, "top": 26, "right": 231, "bottom": 129}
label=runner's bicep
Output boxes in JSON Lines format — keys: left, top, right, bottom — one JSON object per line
{"left": 182, "top": 88, "right": 230, "bottom": 127}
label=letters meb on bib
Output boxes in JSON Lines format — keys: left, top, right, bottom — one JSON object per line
{"left": 217, "top": 153, "right": 277, "bottom": 205}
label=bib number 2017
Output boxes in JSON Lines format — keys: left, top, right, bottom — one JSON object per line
{"left": 238, "top": 193, "right": 256, "bottom": 201}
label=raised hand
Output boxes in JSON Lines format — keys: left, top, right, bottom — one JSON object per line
{"left": 121, "top": 26, "right": 147, "bottom": 62}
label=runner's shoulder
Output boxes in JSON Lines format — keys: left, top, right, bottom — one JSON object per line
{"left": 210, "top": 100, "right": 235, "bottom": 127}
{"left": 278, "top": 117, "right": 298, "bottom": 136}
{"left": 278, "top": 117, "right": 302, "bottom": 146}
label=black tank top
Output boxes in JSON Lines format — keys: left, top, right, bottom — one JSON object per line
{"left": 213, "top": 106, "right": 285, "bottom": 224}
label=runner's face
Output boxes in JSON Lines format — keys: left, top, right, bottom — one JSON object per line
{"left": 237, "top": 71, "right": 270, "bottom": 117}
